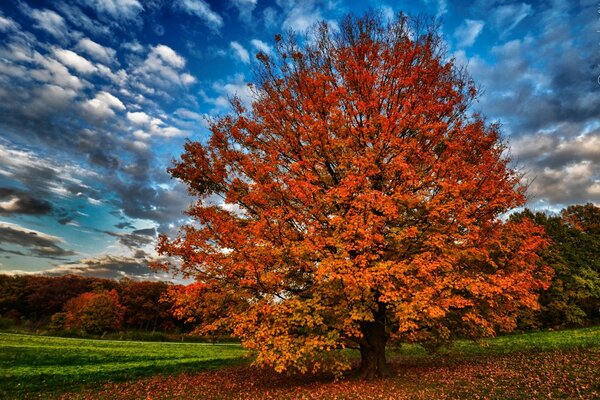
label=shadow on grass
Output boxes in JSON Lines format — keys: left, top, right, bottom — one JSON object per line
{"left": 0, "top": 356, "right": 248, "bottom": 399}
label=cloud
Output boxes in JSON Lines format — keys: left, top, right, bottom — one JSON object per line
{"left": 279, "top": 0, "right": 323, "bottom": 32}
{"left": 0, "top": 188, "right": 53, "bottom": 215}
{"left": 29, "top": 8, "right": 68, "bottom": 40}
{"left": 76, "top": 38, "right": 117, "bottom": 64}
{"left": 81, "top": 91, "right": 126, "bottom": 119}
{"left": 53, "top": 48, "right": 98, "bottom": 74}
{"left": 250, "top": 39, "right": 272, "bottom": 56}
{"left": 0, "top": 14, "right": 18, "bottom": 31}
{"left": 103, "top": 227, "right": 156, "bottom": 251}
{"left": 0, "top": 221, "right": 76, "bottom": 259}
{"left": 454, "top": 19, "right": 485, "bottom": 48}
{"left": 423, "top": 0, "right": 448, "bottom": 17}
{"left": 491, "top": 2, "right": 533, "bottom": 36}
{"left": 230, "top": 41, "right": 250, "bottom": 64}
{"left": 127, "top": 111, "right": 152, "bottom": 125}
{"left": 134, "top": 44, "right": 196, "bottom": 90}
{"left": 176, "top": 0, "right": 223, "bottom": 31}
{"left": 76, "top": 0, "right": 144, "bottom": 24}
{"left": 201, "top": 74, "right": 255, "bottom": 111}
{"left": 152, "top": 44, "right": 186, "bottom": 68}
{"left": 231, "top": 0, "right": 257, "bottom": 23}
{"left": 43, "top": 254, "right": 170, "bottom": 280}
{"left": 451, "top": 4, "right": 597, "bottom": 210}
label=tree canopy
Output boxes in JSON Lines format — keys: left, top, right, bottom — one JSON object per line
{"left": 157, "top": 13, "right": 551, "bottom": 378}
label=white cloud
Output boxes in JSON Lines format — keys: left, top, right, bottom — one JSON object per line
{"left": 82, "top": 91, "right": 125, "bottom": 119}
{"left": 454, "top": 20, "right": 485, "bottom": 48}
{"left": 230, "top": 41, "right": 250, "bottom": 64}
{"left": 202, "top": 74, "right": 254, "bottom": 111}
{"left": 77, "top": 0, "right": 143, "bottom": 23}
{"left": 127, "top": 111, "right": 184, "bottom": 139}
{"left": 53, "top": 48, "right": 98, "bottom": 74}
{"left": 176, "top": 0, "right": 223, "bottom": 31}
{"left": 134, "top": 45, "right": 195, "bottom": 89}
{"left": 76, "top": 38, "right": 117, "bottom": 64}
{"left": 127, "top": 111, "right": 152, "bottom": 125}
{"left": 280, "top": 0, "right": 322, "bottom": 32}
{"left": 30, "top": 9, "right": 68, "bottom": 40}
{"left": 0, "top": 14, "right": 18, "bottom": 31}
{"left": 250, "top": 39, "right": 272, "bottom": 55}
{"left": 31, "top": 53, "right": 85, "bottom": 90}
{"left": 153, "top": 44, "right": 186, "bottom": 68}
{"left": 491, "top": 3, "right": 533, "bottom": 36}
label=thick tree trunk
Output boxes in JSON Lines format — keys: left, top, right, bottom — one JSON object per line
{"left": 358, "top": 303, "right": 392, "bottom": 379}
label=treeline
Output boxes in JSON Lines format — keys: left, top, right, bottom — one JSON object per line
{"left": 511, "top": 203, "right": 600, "bottom": 330}
{"left": 0, "top": 275, "right": 187, "bottom": 335}
{"left": 0, "top": 204, "right": 598, "bottom": 337}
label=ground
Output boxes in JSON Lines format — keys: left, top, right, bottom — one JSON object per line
{"left": 1, "top": 327, "right": 599, "bottom": 399}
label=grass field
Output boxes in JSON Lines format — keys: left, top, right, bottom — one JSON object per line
{"left": 0, "top": 333, "right": 247, "bottom": 399}
{"left": 1, "top": 327, "right": 599, "bottom": 399}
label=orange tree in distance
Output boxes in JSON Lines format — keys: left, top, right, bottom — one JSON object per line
{"left": 157, "top": 13, "right": 551, "bottom": 378}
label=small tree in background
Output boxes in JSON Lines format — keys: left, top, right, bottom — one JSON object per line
{"left": 64, "top": 290, "right": 125, "bottom": 335}
{"left": 157, "top": 13, "right": 551, "bottom": 378}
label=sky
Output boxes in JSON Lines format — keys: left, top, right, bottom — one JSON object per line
{"left": 0, "top": 0, "right": 597, "bottom": 281}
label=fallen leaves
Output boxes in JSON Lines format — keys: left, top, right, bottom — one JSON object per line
{"left": 60, "top": 348, "right": 600, "bottom": 399}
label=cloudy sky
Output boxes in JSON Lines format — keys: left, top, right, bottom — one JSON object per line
{"left": 0, "top": 0, "right": 597, "bottom": 280}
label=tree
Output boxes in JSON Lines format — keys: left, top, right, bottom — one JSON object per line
{"left": 119, "top": 280, "right": 172, "bottom": 331}
{"left": 512, "top": 206, "right": 600, "bottom": 328}
{"left": 64, "top": 290, "right": 125, "bottom": 334}
{"left": 157, "top": 13, "right": 551, "bottom": 378}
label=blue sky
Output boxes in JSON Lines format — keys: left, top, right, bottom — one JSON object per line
{"left": 0, "top": 0, "right": 597, "bottom": 280}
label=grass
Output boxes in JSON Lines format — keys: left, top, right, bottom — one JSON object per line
{"left": 0, "top": 333, "right": 247, "bottom": 399}
{"left": 1, "top": 326, "right": 599, "bottom": 399}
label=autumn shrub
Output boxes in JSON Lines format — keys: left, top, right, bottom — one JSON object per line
{"left": 64, "top": 290, "right": 126, "bottom": 334}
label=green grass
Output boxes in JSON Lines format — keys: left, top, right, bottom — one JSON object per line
{"left": 391, "top": 325, "right": 600, "bottom": 358}
{"left": 1, "top": 327, "right": 599, "bottom": 399}
{"left": 0, "top": 333, "right": 247, "bottom": 399}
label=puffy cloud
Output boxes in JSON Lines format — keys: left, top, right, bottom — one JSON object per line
{"left": 0, "top": 188, "right": 53, "bottom": 215}
{"left": 134, "top": 44, "right": 196, "bottom": 90}
{"left": 53, "top": 48, "right": 98, "bottom": 74}
{"left": 76, "top": 38, "right": 117, "bottom": 64}
{"left": 230, "top": 41, "right": 250, "bottom": 64}
{"left": 29, "top": 8, "right": 68, "bottom": 40}
{"left": 152, "top": 44, "right": 186, "bottom": 68}
{"left": 176, "top": 0, "right": 223, "bottom": 31}
{"left": 0, "top": 221, "right": 75, "bottom": 259}
{"left": 81, "top": 91, "right": 126, "bottom": 119}
{"left": 127, "top": 111, "right": 152, "bottom": 125}
{"left": 454, "top": 19, "right": 485, "bottom": 48}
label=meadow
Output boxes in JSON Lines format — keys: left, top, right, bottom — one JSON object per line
{"left": 1, "top": 327, "right": 599, "bottom": 399}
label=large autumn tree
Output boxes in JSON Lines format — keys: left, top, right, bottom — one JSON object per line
{"left": 157, "top": 13, "right": 551, "bottom": 378}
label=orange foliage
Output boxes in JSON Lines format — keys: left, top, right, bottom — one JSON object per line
{"left": 64, "top": 290, "right": 125, "bottom": 334}
{"left": 157, "top": 13, "right": 551, "bottom": 377}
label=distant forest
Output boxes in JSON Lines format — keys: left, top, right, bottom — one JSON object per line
{"left": 1, "top": 204, "right": 599, "bottom": 337}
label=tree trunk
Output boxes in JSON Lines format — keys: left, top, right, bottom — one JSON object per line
{"left": 358, "top": 303, "right": 392, "bottom": 379}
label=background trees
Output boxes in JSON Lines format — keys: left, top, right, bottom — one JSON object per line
{"left": 157, "top": 13, "right": 551, "bottom": 378}
{"left": 63, "top": 290, "right": 126, "bottom": 335}
{"left": 513, "top": 204, "right": 600, "bottom": 329}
